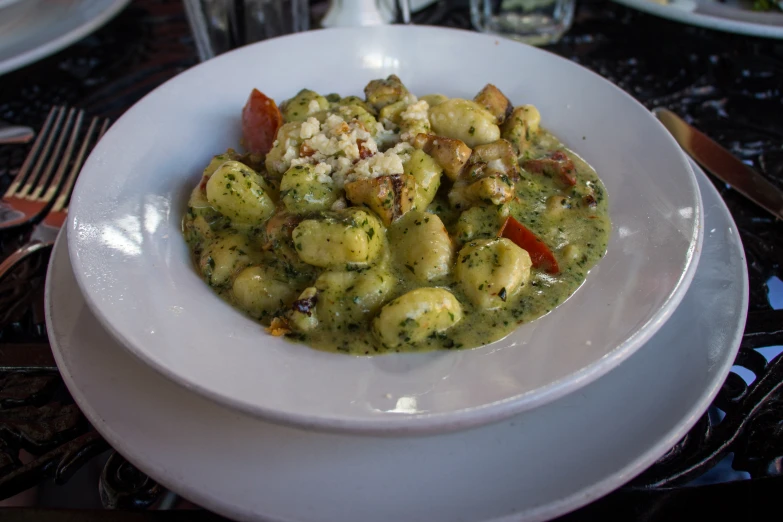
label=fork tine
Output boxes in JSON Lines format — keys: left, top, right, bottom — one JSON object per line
{"left": 3, "top": 107, "right": 61, "bottom": 199}
{"left": 25, "top": 107, "right": 77, "bottom": 201}
{"left": 52, "top": 117, "right": 109, "bottom": 213}
{"left": 97, "top": 118, "right": 110, "bottom": 139}
{"left": 36, "top": 110, "right": 85, "bottom": 203}
{"left": 17, "top": 107, "right": 71, "bottom": 199}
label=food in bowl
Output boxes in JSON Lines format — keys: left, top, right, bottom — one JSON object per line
{"left": 182, "top": 76, "right": 610, "bottom": 355}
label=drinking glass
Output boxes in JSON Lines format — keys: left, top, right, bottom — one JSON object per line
{"left": 184, "top": 0, "right": 310, "bottom": 61}
{"left": 470, "top": 0, "right": 576, "bottom": 46}
{"left": 319, "top": 0, "right": 412, "bottom": 27}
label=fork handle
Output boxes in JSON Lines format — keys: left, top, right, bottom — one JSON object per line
{"left": 0, "top": 241, "right": 54, "bottom": 282}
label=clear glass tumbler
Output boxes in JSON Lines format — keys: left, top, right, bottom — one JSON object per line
{"left": 470, "top": 0, "right": 576, "bottom": 46}
{"left": 184, "top": 0, "right": 310, "bottom": 61}
{"left": 319, "top": 0, "right": 412, "bottom": 28}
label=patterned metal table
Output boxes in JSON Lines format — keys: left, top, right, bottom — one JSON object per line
{"left": 0, "top": 0, "right": 781, "bottom": 519}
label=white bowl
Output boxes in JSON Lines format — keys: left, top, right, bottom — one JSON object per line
{"left": 67, "top": 25, "right": 702, "bottom": 435}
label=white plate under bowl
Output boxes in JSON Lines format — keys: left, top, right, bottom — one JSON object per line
{"left": 612, "top": 0, "right": 783, "bottom": 39}
{"left": 67, "top": 25, "right": 702, "bottom": 435}
{"left": 49, "top": 163, "right": 745, "bottom": 522}
{"left": 0, "top": 0, "right": 130, "bottom": 76}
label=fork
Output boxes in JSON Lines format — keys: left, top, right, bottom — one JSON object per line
{"left": 0, "top": 111, "right": 110, "bottom": 279}
{"left": 1, "top": 106, "right": 92, "bottom": 230}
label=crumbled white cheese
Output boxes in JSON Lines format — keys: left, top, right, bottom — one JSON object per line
{"left": 325, "top": 113, "right": 345, "bottom": 130}
{"left": 289, "top": 156, "right": 309, "bottom": 168}
{"left": 307, "top": 133, "right": 341, "bottom": 157}
{"left": 389, "top": 141, "right": 413, "bottom": 163}
{"left": 268, "top": 105, "right": 419, "bottom": 190}
{"left": 374, "top": 127, "right": 400, "bottom": 150}
{"left": 330, "top": 197, "right": 347, "bottom": 211}
{"left": 277, "top": 111, "right": 389, "bottom": 189}
{"left": 347, "top": 149, "right": 405, "bottom": 183}
{"left": 400, "top": 100, "right": 429, "bottom": 122}
{"left": 401, "top": 93, "right": 418, "bottom": 105}
{"left": 313, "top": 163, "right": 333, "bottom": 184}
{"left": 399, "top": 100, "right": 431, "bottom": 142}
{"left": 282, "top": 145, "right": 298, "bottom": 164}
{"left": 299, "top": 117, "right": 320, "bottom": 140}
{"left": 329, "top": 157, "right": 354, "bottom": 189}
{"left": 308, "top": 99, "right": 321, "bottom": 113}
{"left": 380, "top": 117, "right": 398, "bottom": 132}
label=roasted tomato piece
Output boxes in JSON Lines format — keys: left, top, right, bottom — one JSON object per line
{"left": 242, "top": 89, "right": 283, "bottom": 156}
{"left": 498, "top": 216, "right": 560, "bottom": 275}
{"left": 523, "top": 150, "right": 577, "bottom": 187}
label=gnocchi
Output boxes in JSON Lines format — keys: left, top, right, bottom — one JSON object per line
{"left": 455, "top": 238, "right": 532, "bottom": 309}
{"left": 199, "top": 234, "right": 256, "bottom": 288}
{"left": 233, "top": 266, "right": 298, "bottom": 319}
{"left": 372, "top": 288, "right": 463, "bottom": 349}
{"left": 314, "top": 268, "right": 395, "bottom": 327}
{"left": 389, "top": 211, "right": 454, "bottom": 282}
{"left": 280, "top": 164, "right": 339, "bottom": 213}
{"left": 404, "top": 149, "right": 442, "bottom": 210}
{"left": 429, "top": 99, "right": 501, "bottom": 148}
{"left": 292, "top": 209, "right": 384, "bottom": 268}
{"left": 281, "top": 89, "right": 329, "bottom": 122}
{"left": 205, "top": 161, "right": 276, "bottom": 224}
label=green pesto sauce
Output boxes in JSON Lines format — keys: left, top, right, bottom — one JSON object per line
{"left": 184, "top": 129, "right": 610, "bottom": 356}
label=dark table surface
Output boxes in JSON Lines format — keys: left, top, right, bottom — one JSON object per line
{"left": 0, "top": 0, "right": 782, "bottom": 519}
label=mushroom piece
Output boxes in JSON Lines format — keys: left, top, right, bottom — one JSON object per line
{"left": 448, "top": 174, "right": 515, "bottom": 210}
{"left": 263, "top": 210, "right": 302, "bottom": 251}
{"left": 501, "top": 105, "right": 541, "bottom": 157}
{"left": 344, "top": 173, "right": 417, "bottom": 225}
{"left": 474, "top": 84, "right": 513, "bottom": 124}
{"left": 411, "top": 133, "right": 472, "bottom": 181}
{"left": 468, "top": 139, "right": 520, "bottom": 181}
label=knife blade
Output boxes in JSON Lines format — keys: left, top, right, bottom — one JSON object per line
{"left": 654, "top": 107, "right": 783, "bottom": 221}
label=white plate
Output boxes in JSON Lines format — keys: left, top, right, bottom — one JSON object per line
{"left": 67, "top": 25, "right": 702, "bottom": 434}
{"left": 612, "top": 0, "right": 783, "bottom": 39}
{"left": 0, "top": 0, "right": 130, "bottom": 76}
{"left": 48, "top": 163, "right": 746, "bottom": 522}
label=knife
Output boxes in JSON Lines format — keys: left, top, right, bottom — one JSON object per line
{"left": 0, "top": 122, "right": 34, "bottom": 145}
{"left": 654, "top": 107, "right": 783, "bottom": 221}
